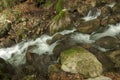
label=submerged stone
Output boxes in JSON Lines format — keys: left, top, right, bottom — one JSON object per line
{"left": 60, "top": 46, "right": 103, "bottom": 78}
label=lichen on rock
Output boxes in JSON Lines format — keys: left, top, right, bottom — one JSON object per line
{"left": 60, "top": 46, "right": 103, "bottom": 78}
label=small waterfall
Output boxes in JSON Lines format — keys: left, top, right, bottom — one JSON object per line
{"left": 71, "top": 33, "right": 94, "bottom": 43}
{"left": 91, "top": 23, "right": 120, "bottom": 40}
{"left": 82, "top": 9, "right": 101, "bottom": 21}
{"left": 106, "top": 2, "right": 116, "bottom": 8}
{"left": 71, "top": 23, "right": 120, "bottom": 52}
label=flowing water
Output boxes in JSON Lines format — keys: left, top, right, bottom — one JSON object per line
{"left": 0, "top": 8, "right": 120, "bottom": 66}
{"left": 82, "top": 9, "right": 101, "bottom": 21}
{"left": 0, "top": 28, "right": 76, "bottom": 66}
{"left": 106, "top": 2, "right": 116, "bottom": 8}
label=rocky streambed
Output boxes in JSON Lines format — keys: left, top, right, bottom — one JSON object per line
{"left": 0, "top": 0, "right": 120, "bottom": 80}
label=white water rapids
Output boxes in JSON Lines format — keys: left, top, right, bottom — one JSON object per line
{"left": 0, "top": 7, "right": 120, "bottom": 66}
{"left": 0, "top": 28, "right": 76, "bottom": 66}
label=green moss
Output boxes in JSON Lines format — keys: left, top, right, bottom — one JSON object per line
{"left": 62, "top": 47, "right": 87, "bottom": 56}
{"left": 44, "top": 0, "right": 53, "bottom": 9}
{"left": 55, "top": 0, "right": 63, "bottom": 14}
{"left": 54, "top": 9, "right": 66, "bottom": 21}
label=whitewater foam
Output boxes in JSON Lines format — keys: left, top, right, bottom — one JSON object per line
{"left": 71, "top": 33, "right": 94, "bottom": 43}
{"left": 91, "top": 23, "right": 120, "bottom": 40}
{"left": 106, "top": 2, "right": 116, "bottom": 8}
{"left": 82, "top": 9, "right": 101, "bottom": 21}
{"left": 0, "top": 28, "right": 76, "bottom": 66}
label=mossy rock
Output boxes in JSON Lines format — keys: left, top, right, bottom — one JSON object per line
{"left": 55, "top": 0, "right": 63, "bottom": 13}
{"left": 49, "top": 9, "right": 72, "bottom": 35}
{"left": 60, "top": 46, "right": 103, "bottom": 78}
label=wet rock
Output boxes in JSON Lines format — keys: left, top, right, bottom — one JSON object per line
{"left": 107, "top": 16, "right": 117, "bottom": 25}
{"left": 12, "top": 51, "right": 53, "bottom": 80}
{"left": 112, "top": 3, "right": 120, "bottom": 14}
{"left": 0, "top": 58, "right": 15, "bottom": 80}
{"left": 107, "top": 49, "right": 120, "bottom": 69}
{"left": 60, "top": 46, "right": 103, "bottom": 78}
{"left": 77, "top": 0, "right": 96, "bottom": 16}
{"left": 99, "top": 6, "right": 111, "bottom": 18}
{"left": 106, "top": 13, "right": 120, "bottom": 25}
{"left": 48, "top": 64, "right": 84, "bottom": 80}
{"left": 96, "top": 0, "right": 115, "bottom": 6}
{"left": 48, "top": 33, "right": 64, "bottom": 45}
{"left": 77, "top": 19, "right": 100, "bottom": 34}
{"left": 49, "top": 9, "right": 72, "bottom": 35}
{"left": 77, "top": 4, "right": 91, "bottom": 16}
{"left": 112, "top": 14, "right": 120, "bottom": 23}
{"left": 0, "top": 37, "right": 15, "bottom": 48}
{"left": 86, "top": 76, "right": 112, "bottom": 80}
{"left": 52, "top": 34, "right": 76, "bottom": 60}
{"left": 95, "top": 36, "right": 120, "bottom": 49}
{"left": 100, "top": 18, "right": 108, "bottom": 27}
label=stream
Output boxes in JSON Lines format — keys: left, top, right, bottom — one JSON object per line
{"left": 0, "top": 5, "right": 120, "bottom": 67}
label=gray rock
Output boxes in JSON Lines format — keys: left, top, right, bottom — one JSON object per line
{"left": 60, "top": 46, "right": 103, "bottom": 78}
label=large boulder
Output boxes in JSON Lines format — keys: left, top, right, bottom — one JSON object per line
{"left": 60, "top": 46, "right": 103, "bottom": 78}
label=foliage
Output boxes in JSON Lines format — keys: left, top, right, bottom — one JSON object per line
{"left": 54, "top": 9, "right": 66, "bottom": 22}
{"left": 55, "top": 0, "right": 63, "bottom": 14}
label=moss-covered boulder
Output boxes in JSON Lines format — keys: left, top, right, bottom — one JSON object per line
{"left": 60, "top": 46, "right": 103, "bottom": 78}
{"left": 49, "top": 9, "right": 72, "bottom": 35}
